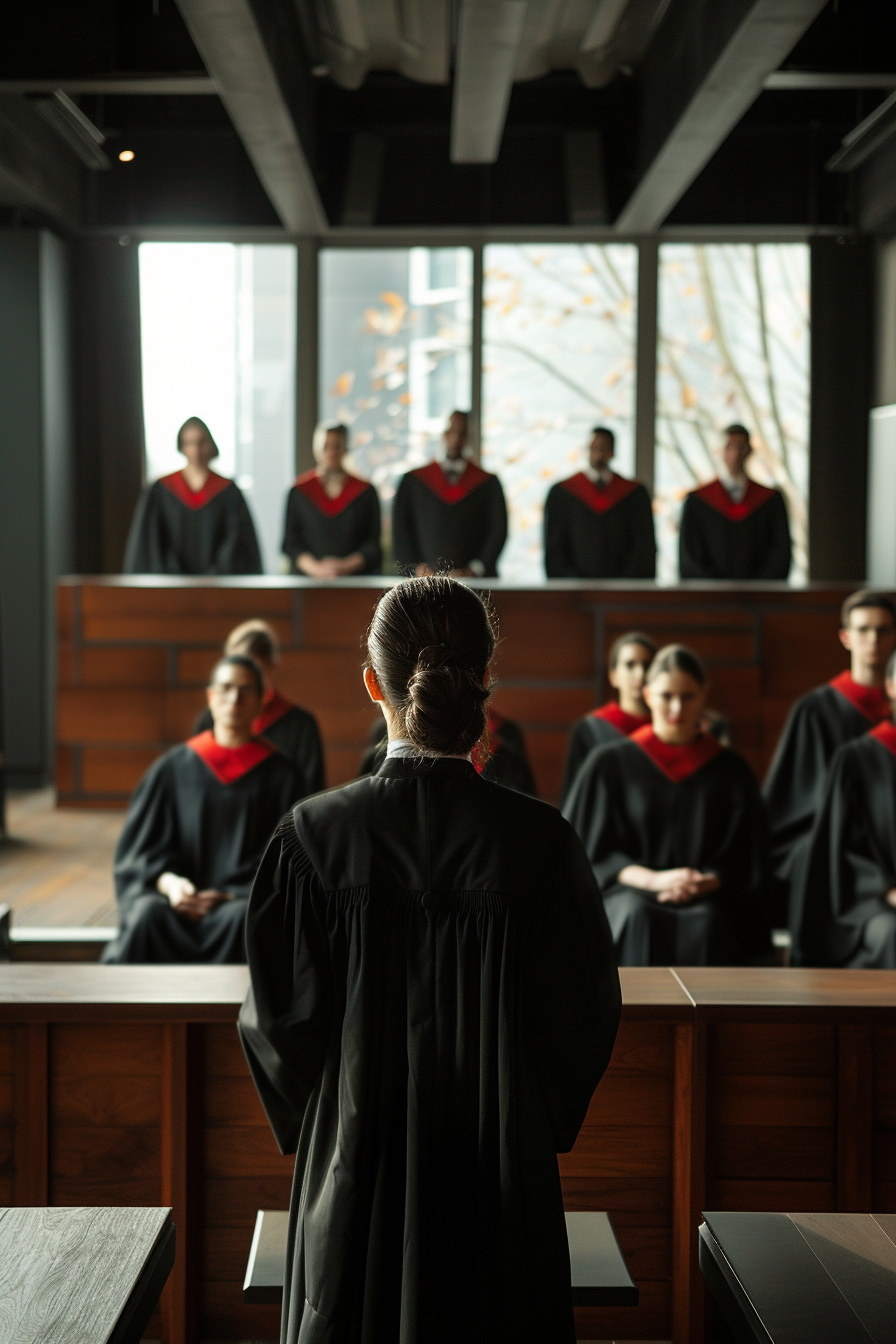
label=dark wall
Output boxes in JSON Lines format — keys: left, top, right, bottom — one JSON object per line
{"left": 809, "top": 236, "right": 875, "bottom": 581}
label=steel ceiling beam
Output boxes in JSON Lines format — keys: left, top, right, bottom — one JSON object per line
{"left": 450, "top": 0, "right": 528, "bottom": 164}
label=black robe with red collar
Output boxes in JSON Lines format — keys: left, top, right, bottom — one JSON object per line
{"left": 102, "top": 733, "right": 305, "bottom": 965}
{"left": 194, "top": 689, "right": 325, "bottom": 798}
{"left": 544, "top": 472, "right": 655, "bottom": 579}
{"left": 560, "top": 702, "right": 651, "bottom": 807}
{"left": 563, "top": 727, "right": 771, "bottom": 965}
{"left": 679, "top": 478, "right": 791, "bottom": 580}
{"left": 124, "top": 469, "right": 262, "bottom": 575}
{"left": 282, "top": 470, "right": 381, "bottom": 574}
{"left": 392, "top": 461, "right": 507, "bottom": 576}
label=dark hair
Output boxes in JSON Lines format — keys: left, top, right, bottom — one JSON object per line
{"left": 886, "top": 649, "right": 896, "bottom": 683}
{"left": 365, "top": 577, "right": 496, "bottom": 758}
{"left": 224, "top": 619, "right": 279, "bottom": 665}
{"left": 608, "top": 630, "right": 657, "bottom": 670}
{"left": 724, "top": 423, "right": 751, "bottom": 441}
{"left": 590, "top": 425, "right": 615, "bottom": 446}
{"left": 840, "top": 588, "right": 896, "bottom": 628}
{"left": 177, "top": 416, "right": 219, "bottom": 457}
{"left": 646, "top": 643, "right": 708, "bottom": 688}
{"left": 208, "top": 653, "right": 264, "bottom": 699}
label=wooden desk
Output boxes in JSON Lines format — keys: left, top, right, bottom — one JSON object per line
{"left": 699, "top": 1212, "right": 896, "bottom": 1343}
{"left": 0, "top": 1206, "right": 174, "bottom": 1344}
{"left": 56, "top": 576, "right": 858, "bottom": 805}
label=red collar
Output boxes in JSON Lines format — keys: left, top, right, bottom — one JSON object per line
{"left": 560, "top": 472, "right": 639, "bottom": 515}
{"left": 411, "top": 460, "right": 493, "bottom": 504}
{"left": 295, "top": 469, "right": 370, "bottom": 517}
{"left": 160, "top": 470, "right": 231, "bottom": 510}
{"left": 593, "top": 702, "right": 651, "bottom": 735}
{"left": 187, "top": 731, "right": 275, "bottom": 784}
{"left": 830, "top": 671, "right": 891, "bottom": 724}
{"left": 252, "top": 689, "right": 294, "bottom": 736}
{"left": 630, "top": 725, "right": 723, "bottom": 782}
{"left": 473, "top": 710, "right": 505, "bottom": 773}
{"left": 870, "top": 720, "right": 896, "bottom": 760}
{"left": 693, "top": 478, "right": 776, "bottom": 522}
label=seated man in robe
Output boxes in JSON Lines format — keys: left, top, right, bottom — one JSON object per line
{"left": 764, "top": 589, "right": 896, "bottom": 936}
{"left": 798, "top": 651, "right": 896, "bottom": 968}
{"left": 103, "top": 655, "right": 305, "bottom": 965}
{"left": 679, "top": 424, "right": 791, "bottom": 580}
{"left": 193, "top": 619, "right": 325, "bottom": 797}
{"left": 544, "top": 427, "right": 656, "bottom": 579}
{"left": 392, "top": 410, "right": 507, "bottom": 577}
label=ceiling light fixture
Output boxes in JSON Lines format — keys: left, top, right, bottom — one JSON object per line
{"left": 119, "top": 149, "right": 135, "bottom": 162}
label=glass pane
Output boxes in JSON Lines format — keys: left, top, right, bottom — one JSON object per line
{"left": 139, "top": 241, "right": 297, "bottom": 573}
{"left": 318, "top": 246, "right": 473, "bottom": 548}
{"left": 482, "top": 243, "right": 638, "bottom": 581}
{"left": 656, "top": 243, "right": 810, "bottom": 583}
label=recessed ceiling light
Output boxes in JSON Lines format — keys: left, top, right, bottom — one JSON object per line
{"left": 119, "top": 149, "right": 135, "bottom": 162}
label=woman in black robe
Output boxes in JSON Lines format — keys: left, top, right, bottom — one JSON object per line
{"left": 103, "top": 656, "right": 304, "bottom": 964}
{"left": 564, "top": 644, "right": 771, "bottom": 966}
{"left": 282, "top": 423, "right": 381, "bottom": 576}
{"left": 239, "top": 577, "right": 621, "bottom": 1344}
{"left": 561, "top": 631, "right": 656, "bottom": 806}
{"left": 124, "top": 416, "right": 262, "bottom": 575}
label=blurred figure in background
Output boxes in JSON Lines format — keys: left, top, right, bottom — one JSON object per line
{"left": 282, "top": 423, "right": 381, "bottom": 577}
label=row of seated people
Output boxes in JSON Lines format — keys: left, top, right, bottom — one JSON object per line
{"left": 124, "top": 412, "right": 793, "bottom": 583}
{"left": 102, "top": 588, "right": 896, "bottom": 971}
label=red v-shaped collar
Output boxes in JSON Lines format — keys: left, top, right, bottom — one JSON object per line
{"left": 870, "top": 720, "right": 896, "bottom": 760}
{"left": 295, "top": 470, "right": 370, "bottom": 517}
{"left": 412, "top": 460, "right": 492, "bottom": 505}
{"left": 187, "top": 731, "right": 275, "bottom": 784}
{"left": 160, "top": 470, "right": 231, "bottom": 510}
{"left": 561, "top": 472, "right": 639, "bottom": 515}
{"left": 830, "top": 671, "right": 891, "bottom": 724}
{"left": 593, "top": 702, "right": 651, "bottom": 735}
{"left": 693, "top": 478, "right": 776, "bottom": 522}
{"left": 252, "top": 689, "right": 294, "bottom": 735}
{"left": 631, "top": 725, "right": 722, "bottom": 782}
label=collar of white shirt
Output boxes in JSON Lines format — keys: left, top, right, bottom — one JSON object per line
{"left": 719, "top": 471, "right": 748, "bottom": 504}
{"left": 584, "top": 464, "right": 613, "bottom": 486}
{"left": 441, "top": 458, "right": 468, "bottom": 480}
{"left": 386, "top": 737, "right": 472, "bottom": 763}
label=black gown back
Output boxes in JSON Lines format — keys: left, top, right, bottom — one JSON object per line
{"left": 239, "top": 756, "right": 620, "bottom": 1344}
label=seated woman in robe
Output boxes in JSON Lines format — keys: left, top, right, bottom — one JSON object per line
{"left": 797, "top": 651, "right": 896, "bottom": 968}
{"left": 282, "top": 422, "right": 381, "bottom": 576}
{"left": 193, "top": 619, "right": 325, "bottom": 796}
{"left": 103, "top": 655, "right": 305, "bottom": 965}
{"left": 124, "top": 417, "right": 262, "bottom": 575}
{"left": 563, "top": 644, "right": 771, "bottom": 966}
{"left": 238, "top": 576, "right": 621, "bottom": 1344}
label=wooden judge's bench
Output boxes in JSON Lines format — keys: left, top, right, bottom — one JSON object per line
{"left": 55, "top": 576, "right": 860, "bottom": 805}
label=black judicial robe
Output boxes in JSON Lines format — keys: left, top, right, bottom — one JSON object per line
{"left": 564, "top": 727, "right": 771, "bottom": 966}
{"left": 544, "top": 472, "right": 656, "bottom": 579}
{"left": 124, "top": 470, "right": 262, "bottom": 575}
{"left": 358, "top": 712, "right": 537, "bottom": 796}
{"left": 102, "top": 733, "right": 304, "bottom": 965}
{"left": 282, "top": 470, "right": 382, "bottom": 573}
{"left": 764, "top": 671, "right": 891, "bottom": 935}
{"left": 679, "top": 478, "right": 791, "bottom": 580}
{"left": 392, "top": 461, "right": 507, "bottom": 576}
{"left": 194, "top": 690, "right": 325, "bottom": 798}
{"left": 798, "top": 723, "right": 896, "bottom": 969}
{"left": 560, "top": 702, "right": 650, "bottom": 808}
{"left": 238, "top": 755, "right": 621, "bottom": 1344}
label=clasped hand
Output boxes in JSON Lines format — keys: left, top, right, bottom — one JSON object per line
{"left": 618, "top": 864, "right": 721, "bottom": 906}
{"left": 156, "top": 872, "right": 233, "bottom": 922}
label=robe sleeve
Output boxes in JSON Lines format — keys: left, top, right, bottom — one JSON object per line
{"left": 758, "top": 491, "right": 792, "bottom": 580}
{"left": 281, "top": 487, "right": 308, "bottom": 570}
{"left": 113, "top": 756, "right": 186, "bottom": 919}
{"left": 678, "top": 495, "right": 714, "bottom": 579}
{"left": 560, "top": 720, "right": 596, "bottom": 808}
{"left": 522, "top": 818, "right": 621, "bottom": 1152}
{"left": 357, "top": 487, "right": 382, "bottom": 572}
{"left": 238, "top": 818, "right": 334, "bottom": 1154}
{"left": 123, "top": 484, "right": 168, "bottom": 574}
{"left": 475, "top": 476, "right": 508, "bottom": 576}
{"left": 628, "top": 485, "right": 657, "bottom": 580}
{"left": 543, "top": 486, "right": 575, "bottom": 579}
{"left": 219, "top": 487, "right": 263, "bottom": 575}
{"left": 763, "top": 697, "right": 830, "bottom": 879}
{"left": 562, "top": 747, "right": 640, "bottom": 889}
{"left": 391, "top": 474, "right": 421, "bottom": 573}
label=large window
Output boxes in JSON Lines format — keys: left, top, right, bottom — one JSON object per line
{"left": 482, "top": 243, "right": 638, "bottom": 581}
{"left": 318, "top": 247, "right": 473, "bottom": 545}
{"left": 139, "top": 242, "right": 297, "bottom": 573}
{"left": 656, "top": 243, "right": 810, "bottom": 583}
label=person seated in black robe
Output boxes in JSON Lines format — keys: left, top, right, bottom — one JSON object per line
{"left": 678, "top": 424, "right": 791, "bottom": 580}
{"left": 238, "top": 576, "right": 621, "bottom": 1344}
{"left": 103, "top": 655, "right": 304, "bottom": 965}
{"left": 392, "top": 410, "right": 507, "bottom": 577}
{"left": 561, "top": 630, "right": 656, "bottom": 807}
{"left": 764, "top": 589, "right": 896, "bottom": 935}
{"left": 564, "top": 644, "right": 771, "bottom": 966}
{"left": 124, "top": 416, "right": 262, "bottom": 575}
{"left": 193, "top": 619, "right": 325, "bottom": 797}
{"left": 797, "top": 651, "right": 896, "bottom": 969}
{"left": 359, "top": 708, "right": 537, "bottom": 795}
{"left": 282, "top": 422, "right": 381, "bottom": 576}
{"left": 544, "top": 426, "right": 656, "bottom": 578}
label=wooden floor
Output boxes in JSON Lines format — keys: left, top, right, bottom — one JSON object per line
{"left": 0, "top": 790, "right": 121, "bottom": 927}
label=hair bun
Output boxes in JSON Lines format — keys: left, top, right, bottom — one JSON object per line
{"left": 406, "top": 662, "right": 489, "bottom": 756}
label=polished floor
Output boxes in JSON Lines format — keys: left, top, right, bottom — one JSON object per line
{"left": 0, "top": 790, "right": 121, "bottom": 927}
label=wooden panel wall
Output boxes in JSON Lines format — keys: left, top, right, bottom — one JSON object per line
{"left": 57, "top": 579, "right": 857, "bottom": 806}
